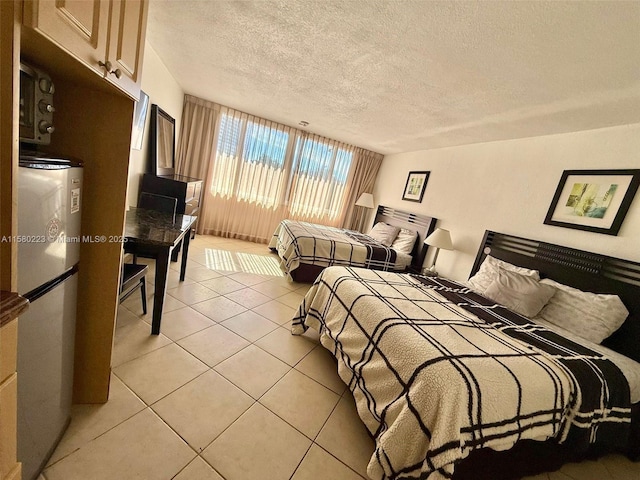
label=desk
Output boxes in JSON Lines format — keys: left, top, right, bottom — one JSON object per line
{"left": 124, "top": 208, "right": 197, "bottom": 334}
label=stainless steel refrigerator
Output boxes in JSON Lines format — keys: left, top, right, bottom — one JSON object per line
{"left": 17, "top": 153, "right": 83, "bottom": 480}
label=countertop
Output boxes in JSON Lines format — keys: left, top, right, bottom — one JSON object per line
{"left": 124, "top": 207, "right": 197, "bottom": 247}
{"left": 0, "top": 291, "right": 29, "bottom": 327}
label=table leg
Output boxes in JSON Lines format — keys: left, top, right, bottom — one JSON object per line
{"left": 180, "top": 228, "right": 191, "bottom": 282}
{"left": 171, "top": 239, "right": 182, "bottom": 262}
{"left": 152, "top": 249, "right": 171, "bottom": 335}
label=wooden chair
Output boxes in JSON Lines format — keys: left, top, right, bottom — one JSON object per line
{"left": 119, "top": 262, "right": 149, "bottom": 314}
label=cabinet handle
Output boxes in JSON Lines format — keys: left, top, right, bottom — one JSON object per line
{"left": 98, "top": 60, "right": 122, "bottom": 79}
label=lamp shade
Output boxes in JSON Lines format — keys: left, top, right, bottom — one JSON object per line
{"left": 424, "top": 228, "right": 453, "bottom": 250}
{"left": 355, "top": 192, "right": 375, "bottom": 209}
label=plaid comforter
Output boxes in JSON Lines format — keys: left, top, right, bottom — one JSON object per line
{"left": 292, "top": 267, "right": 631, "bottom": 480}
{"left": 269, "top": 220, "right": 410, "bottom": 277}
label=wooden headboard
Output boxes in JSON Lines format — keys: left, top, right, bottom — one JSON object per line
{"left": 374, "top": 205, "right": 437, "bottom": 271}
{"left": 471, "top": 230, "right": 640, "bottom": 362}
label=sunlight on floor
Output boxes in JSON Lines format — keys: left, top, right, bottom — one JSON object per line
{"left": 202, "top": 248, "right": 284, "bottom": 276}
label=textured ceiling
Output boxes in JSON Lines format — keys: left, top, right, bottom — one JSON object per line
{"left": 146, "top": 0, "right": 640, "bottom": 155}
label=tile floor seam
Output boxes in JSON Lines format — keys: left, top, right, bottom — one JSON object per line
{"left": 44, "top": 374, "right": 150, "bottom": 465}
{"left": 150, "top": 369, "right": 258, "bottom": 457}
{"left": 212, "top": 353, "right": 289, "bottom": 401}
{"left": 169, "top": 461, "right": 192, "bottom": 480}
{"left": 40, "top": 445, "right": 81, "bottom": 470}
{"left": 287, "top": 442, "right": 315, "bottom": 480}
{"left": 192, "top": 454, "right": 229, "bottom": 480}
{"left": 290, "top": 362, "right": 344, "bottom": 394}
{"left": 114, "top": 339, "right": 207, "bottom": 377}
{"left": 45, "top": 406, "right": 193, "bottom": 478}
{"left": 137, "top": 406, "right": 204, "bottom": 470}
{"left": 308, "top": 443, "right": 369, "bottom": 480}
{"left": 255, "top": 395, "right": 331, "bottom": 443}
{"left": 146, "top": 367, "right": 214, "bottom": 408}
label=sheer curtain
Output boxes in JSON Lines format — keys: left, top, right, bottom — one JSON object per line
{"left": 176, "top": 96, "right": 384, "bottom": 243}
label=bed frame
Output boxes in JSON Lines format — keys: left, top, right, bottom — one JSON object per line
{"left": 289, "top": 205, "right": 437, "bottom": 282}
{"left": 453, "top": 230, "right": 640, "bottom": 479}
{"left": 374, "top": 205, "right": 437, "bottom": 271}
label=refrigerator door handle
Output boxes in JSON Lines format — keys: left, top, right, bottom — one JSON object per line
{"left": 23, "top": 264, "right": 79, "bottom": 303}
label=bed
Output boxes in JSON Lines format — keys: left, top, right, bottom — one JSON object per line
{"left": 293, "top": 230, "right": 640, "bottom": 480}
{"left": 269, "top": 205, "right": 437, "bottom": 282}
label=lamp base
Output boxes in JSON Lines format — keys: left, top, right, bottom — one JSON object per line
{"left": 421, "top": 264, "right": 438, "bottom": 277}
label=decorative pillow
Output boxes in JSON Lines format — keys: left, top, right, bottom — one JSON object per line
{"left": 368, "top": 222, "right": 401, "bottom": 246}
{"left": 483, "top": 269, "right": 556, "bottom": 318}
{"left": 391, "top": 228, "right": 418, "bottom": 254}
{"left": 536, "top": 278, "right": 629, "bottom": 344}
{"left": 467, "top": 255, "right": 540, "bottom": 295}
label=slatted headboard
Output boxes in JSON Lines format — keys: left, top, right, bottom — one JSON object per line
{"left": 374, "top": 205, "right": 437, "bottom": 271}
{"left": 471, "top": 230, "right": 640, "bottom": 362}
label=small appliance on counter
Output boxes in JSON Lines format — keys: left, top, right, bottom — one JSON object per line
{"left": 19, "top": 61, "right": 55, "bottom": 145}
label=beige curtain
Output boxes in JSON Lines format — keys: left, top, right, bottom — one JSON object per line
{"left": 198, "top": 106, "right": 294, "bottom": 242}
{"left": 176, "top": 95, "right": 220, "bottom": 180}
{"left": 177, "top": 95, "right": 384, "bottom": 242}
{"left": 340, "top": 148, "right": 384, "bottom": 231}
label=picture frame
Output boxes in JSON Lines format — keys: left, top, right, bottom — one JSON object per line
{"left": 402, "top": 171, "right": 430, "bottom": 202}
{"left": 544, "top": 169, "right": 640, "bottom": 235}
{"left": 131, "top": 90, "right": 150, "bottom": 150}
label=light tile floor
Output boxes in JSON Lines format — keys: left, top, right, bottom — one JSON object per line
{"left": 41, "top": 236, "right": 640, "bottom": 480}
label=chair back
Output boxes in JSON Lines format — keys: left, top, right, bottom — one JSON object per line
{"left": 138, "top": 192, "right": 178, "bottom": 221}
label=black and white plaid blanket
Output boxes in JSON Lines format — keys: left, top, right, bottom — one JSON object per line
{"left": 292, "top": 267, "right": 631, "bottom": 480}
{"left": 269, "top": 220, "right": 410, "bottom": 277}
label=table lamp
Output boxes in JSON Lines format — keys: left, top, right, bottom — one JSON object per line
{"left": 424, "top": 228, "right": 454, "bottom": 275}
{"left": 355, "top": 193, "right": 375, "bottom": 232}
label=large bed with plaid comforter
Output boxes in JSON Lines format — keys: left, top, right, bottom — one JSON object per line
{"left": 293, "top": 266, "right": 636, "bottom": 480}
{"left": 269, "top": 220, "right": 412, "bottom": 280}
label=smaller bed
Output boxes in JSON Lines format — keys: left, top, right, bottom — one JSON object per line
{"left": 269, "top": 205, "right": 437, "bottom": 282}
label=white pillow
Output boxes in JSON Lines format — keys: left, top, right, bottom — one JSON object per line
{"left": 483, "top": 269, "right": 556, "bottom": 318}
{"left": 391, "top": 228, "right": 418, "bottom": 255}
{"left": 368, "top": 222, "right": 400, "bottom": 246}
{"left": 535, "top": 278, "right": 629, "bottom": 344}
{"left": 467, "top": 255, "right": 540, "bottom": 295}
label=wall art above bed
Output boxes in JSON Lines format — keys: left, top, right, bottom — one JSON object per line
{"left": 402, "top": 170, "right": 429, "bottom": 202}
{"left": 544, "top": 169, "right": 640, "bottom": 235}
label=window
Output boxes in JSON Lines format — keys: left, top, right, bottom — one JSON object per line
{"left": 210, "top": 111, "right": 353, "bottom": 219}
{"left": 288, "top": 137, "right": 353, "bottom": 218}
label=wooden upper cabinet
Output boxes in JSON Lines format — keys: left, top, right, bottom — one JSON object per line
{"left": 23, "top": 0, "right": 148, "bottom": 100}
{"left": 106, "top": 0, "right": 147, "bottom": 99}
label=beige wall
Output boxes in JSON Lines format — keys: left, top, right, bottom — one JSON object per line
{"left": 373, "top": 123, "right": 640, "bottom": 282}
{"left": 127, "top": 42, "right": 184, "bottom": 207}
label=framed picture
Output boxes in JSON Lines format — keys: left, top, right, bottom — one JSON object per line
{"left": 544, "top": 169, "right": 640, "bottom": 235}
{"left": 131, "top": 90, "right": 150, "bottom": 150}
{"left": 402, "top": 171, "right": 430, "bottom": 202}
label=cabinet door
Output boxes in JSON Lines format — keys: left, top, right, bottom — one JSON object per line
{"left": 23, "top": 0, "right": 109, "bottom": 77}
{"left": 106, "top": 0, "right": 148, "bottom": 100}
{"left": 23, "top": 0, "right": 148, "bottom": 100}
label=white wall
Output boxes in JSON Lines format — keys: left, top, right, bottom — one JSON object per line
{"left": 373, "top": 123, "right": 640, "bottom": 282}
{"left": 126, "top": 43, "right": 185, "bottom": 207}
